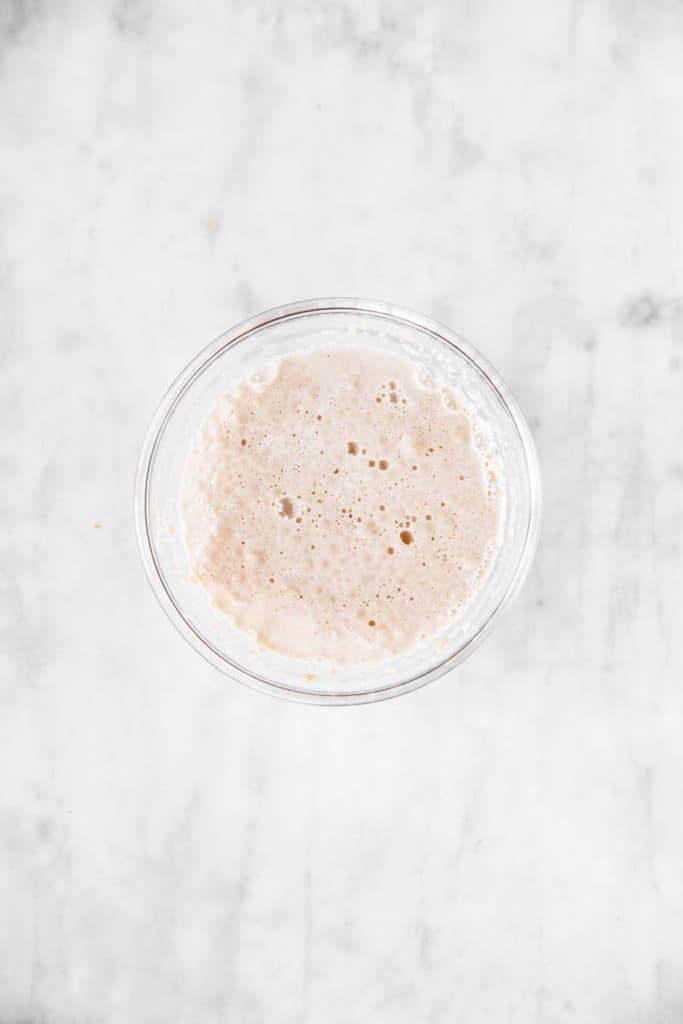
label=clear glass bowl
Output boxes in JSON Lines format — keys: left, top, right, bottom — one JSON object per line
{"left": 135, "top": 299, "right": 541, "bottom": 705}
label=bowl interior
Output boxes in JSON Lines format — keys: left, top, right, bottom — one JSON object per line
{"left": 137, "top": 302, "right": 539, "bottom": 703}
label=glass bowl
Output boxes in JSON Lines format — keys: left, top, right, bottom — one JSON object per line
{"left": 135, "top": 298, "right": 541, "bottom": 705}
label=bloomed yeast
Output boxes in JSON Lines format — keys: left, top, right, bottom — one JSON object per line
{"left": 181, "top": 347, "right": 501, "bottom": 664}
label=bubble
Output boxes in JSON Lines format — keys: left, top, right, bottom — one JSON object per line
{"left": 278, "top": 497, "right": 295, "bottom": 519}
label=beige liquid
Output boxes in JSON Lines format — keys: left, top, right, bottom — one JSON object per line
{"left": 181, "top": 347, "right": 501, "bottom": 664}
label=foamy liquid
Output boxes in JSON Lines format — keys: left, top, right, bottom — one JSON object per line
{"left": 181, "top": 347, "right": 501, "bottom": 664}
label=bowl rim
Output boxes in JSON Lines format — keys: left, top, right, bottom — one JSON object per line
{"left": 135, "top": 297, "right": 542, "bottom": 705}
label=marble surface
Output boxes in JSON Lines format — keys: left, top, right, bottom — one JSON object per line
{"left": 2, "top": 0, "right": 683, "bottom": 1020}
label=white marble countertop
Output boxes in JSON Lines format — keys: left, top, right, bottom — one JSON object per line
{"left": 2, "top": 1, "right": 683, "bottom": 1021}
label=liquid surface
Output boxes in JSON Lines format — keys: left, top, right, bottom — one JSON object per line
{"left": 182, "top": 347, "right": 501, "bottom": 664}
